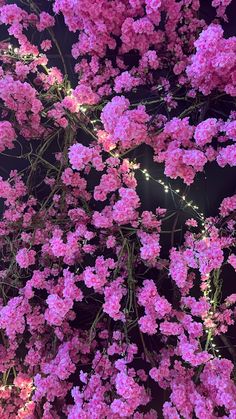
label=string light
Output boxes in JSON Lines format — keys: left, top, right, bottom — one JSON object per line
{"left": 140, "top": 167, "right": 205, "bottom": 223}
{"left": 139, "top": 166, "right": 223, "bottom": 362}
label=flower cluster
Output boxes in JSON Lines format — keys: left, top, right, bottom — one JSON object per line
{"left": 187, "top": 24, "right": 236, "bottom": 96}
{"left": 99, "top": 95, "right": 149, "bottom": 151}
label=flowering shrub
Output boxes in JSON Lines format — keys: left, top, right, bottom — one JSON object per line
{"left": 0, "top": 0, "right": 235, "bottom": 418}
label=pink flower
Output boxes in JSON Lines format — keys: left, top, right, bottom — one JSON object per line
{"left": 114, "top": 71, "right": 140, "bottom": 93}
{"left": 0, "top": 121, "right": 16, "bottom": 152}
{"left": 217, "top": 144, "right": 236, "bottom": 167}
{"left": 73, "top": 84, "right": 100, "bottom": 105}
{"left": 36, "top": 12, "right": 55, "bottom": 32}
{"left": 228, "top": 254, "right": 236, "bottom": 270}
{"left": 113, "top": 187, "right": 140, "bottom": 225}
{"left": 0, "top": 296, "right": 30, "bottom": 339}
{"left": 138, "top": 231, "right": 161, "bottom": 263}
{"left": 45, "top": 294, "right": 72, "bottom": 326}
{"left": 83, "top": 256, "right": 115, "bottom": 291}
{"left": 16, "top": 248, "right": 36, "bottom": 268}
{"left": 40, "top": 40, "right": 52, "bottom": 51}
{"left": 219, "top": 193, "right": 236, "bottom": 216}
{"left": 187, "top": 24, "right": 236, "bottom": 96}
{"left": 185, "top": 218, "right": 198, "bottom": 227}
{"left": 170, "top": 249, "right": 188, "bottom": 289}
{"left": 100, "top": 96, "right": 149, "bottom": 150}
{"left": 194, "top": 118, "right": 219, "bottom": 146}
{"left": 68, "top": 143, "right": 93, "bottom": 171}
{"left": 103, "top": 277, "right": 125, "bottom": 321}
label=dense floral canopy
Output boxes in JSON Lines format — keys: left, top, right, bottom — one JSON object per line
{"left": 0, "top": 0, "right": 236, "bottom": 418}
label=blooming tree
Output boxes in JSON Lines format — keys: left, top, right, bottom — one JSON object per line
{"left": 0, "top": 0, "right": 235, "bottom": 417}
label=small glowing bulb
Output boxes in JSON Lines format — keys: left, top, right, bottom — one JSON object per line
{"left": 14, "top": 47, "right": 18, "bottom": 53}
{"left": 175, "top": 189, "right": 180, "bottom": 193}
{"left": 182, "top": 196, "right": 186, "bottom": 200}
